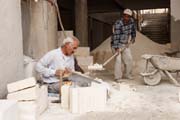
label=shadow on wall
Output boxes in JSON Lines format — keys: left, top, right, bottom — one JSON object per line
{"left": 170, "top": 15, "right": 180, "bottom": 57}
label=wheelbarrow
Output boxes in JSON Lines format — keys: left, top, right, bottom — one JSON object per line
{"left": 140, "top": 54, "right": 180, "bottom": 86}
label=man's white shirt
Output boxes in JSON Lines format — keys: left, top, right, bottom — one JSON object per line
{"left": 36, "top": 48, "right": 75, "bottom": 83}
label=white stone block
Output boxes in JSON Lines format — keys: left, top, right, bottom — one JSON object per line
{"left": 18, "top": 101, "right": 37, "bottom": 115}
{"left": 17, "top": 85, "right": 48, "bottom": 116}
{"left": 0, "top": 100, "right": 19, "bottom": 120}
{"left": 20, "top": 115, "right": 37, "bottom": 120}
{"left": 70, "top": 88, "right": 79, "bottom": 113}
{"left": 7, "top": 77, "right": 36, "bottom": 93}
{"left": 37, "top": 85, "right": 48, "bottom": 115}
{"left": 61, "top": 85, "right": 70, "bottom": 109}
{"left": 18, "top": 101, "right": 38, "bottom": 120}
{"left": 76, "top": 56, "right": 93, "bottom": 66}
{"left": 70, "top": 86, "right": 107, "bottom": 114}
{"left": 74, "top": 47, "right": 90, "bottom": 57}
{"left": 7, "top": 85, "right": 39, "bottom": 101}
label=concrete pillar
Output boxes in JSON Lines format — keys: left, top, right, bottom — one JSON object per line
{"left": 23, "top": 0, "right": 57, "bottom": 59}
{"left": 75, "top": 0, "right": 88, "bottom": 46}
{"left": 0, "top": 0, "right": 24, "bottom": 98}
{"left": 171, "top": 0, "right": 180, "bottom": 52}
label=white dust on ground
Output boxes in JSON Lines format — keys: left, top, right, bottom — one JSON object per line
{"left": 72, "top": 81, "right": 180, "bottom": 120}
{"left": 40, "top": 81, "right": 180, "bottom": 120}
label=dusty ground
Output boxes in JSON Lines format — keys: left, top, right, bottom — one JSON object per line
{"left": 40, "top": 70, "right": 180, "bottom": 120}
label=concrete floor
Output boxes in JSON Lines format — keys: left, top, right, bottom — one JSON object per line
{"left": 40, "top": 70, "right": 180, "bottom": 120}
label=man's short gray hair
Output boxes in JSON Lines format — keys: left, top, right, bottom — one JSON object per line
{"left": 62, "top": 37, "right": 73, "bottom": 45}
{"left": 62, "top": 36, "right": 80, "bottom": 46}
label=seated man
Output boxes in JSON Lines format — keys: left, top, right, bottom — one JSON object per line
{"left": 35, "top": 36, "right": 79, "bottom": 93}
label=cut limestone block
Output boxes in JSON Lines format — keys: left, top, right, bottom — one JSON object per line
{"left": 74, "top": 47, "right": 90, "bottom": 57}
{"left": 7, "top": 77, "right": 36, "bottom": 93}
{"left": 37, "top": 85, "right": 48, "bottom": 115}
{"left": 0, "top": 100, "right": 19, "bottom": 120}
{"left": 70, "top": 88, "right": 78, "bottom": 113}
{"left": 7, "top": 85, "right": 39, "bottom": 101}
{"left": 70, "top": 86, "right": 107, "bottom": 114}
{"left": 61, "top": 85, "right": 70, "bottom": 109}
{"left": 18, "top": 101, "right": 38, "bottom": 120}
{"left": 76, "top": 56, "right": 93, "bottom": 66}
{"left": 17, "top": 85, "right": 48, "bottom": 117}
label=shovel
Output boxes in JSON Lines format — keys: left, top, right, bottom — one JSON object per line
{"left": 102, "top": 41, "right": 132, "bottom": 67}
{"left": 88, "top": 41, "right": 132, "bottom": 71}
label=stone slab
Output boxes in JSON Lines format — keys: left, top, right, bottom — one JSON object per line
{"left": 7, "top": 77, "right": 36, "bottom": 93}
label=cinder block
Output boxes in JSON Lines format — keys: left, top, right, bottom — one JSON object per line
{"left": 76, "top": 56, "right": 93, "bottom": 66}
{"left": 61, "top": 85, "right": 70, "bottom": 109}
{"left": 7, "top": 77, "right": 36, "bottom": 93}
{"left": 7, "top": 85, "right": 39, "bottom": 101}
{"left": 74, "top": 47, "right": 90, "bottom": 57}
{"left": 0, "top": 100, "right": 19, "bottom": 120}
{"left": 70, "top": 86, "right": 107, "bottom": 114}
{"left": 37, "top": 85, "right": 48, "bottom": 115}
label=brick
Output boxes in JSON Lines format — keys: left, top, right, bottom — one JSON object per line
{"left": 74, "top": 47, "right": 90, "bottom": 57}
{"left": 0, "top": 100, "right": 19, "bottom": 120}
{"left": 76, "top": 56, "right": 93, "bottom": 66}
{"left": 7, "top": 77, "right": 36, "bottom": 93}
{"left": 70, "top": 86, "right": 107, "bottom": 114}
{"left": 7, "top": 85, "right": 39, "bottom": 101}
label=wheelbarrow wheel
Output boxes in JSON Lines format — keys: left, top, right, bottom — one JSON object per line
{"left": 144, "top": 72, "right": 161, "bottom": 86}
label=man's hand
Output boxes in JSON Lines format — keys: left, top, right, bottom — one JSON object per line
{"left": 55, "top": 68, "right": 72, "bottom": 78}
{"left": 55, "top": 69, "right": 64, "bottom": 77}
{"left": 64, "top": 68, "right": 72, "bottom": 77}
{"left": 115, "top": 48, "right": 121, "bottom": 52}
{"left": 115, "top": 48, "right": 122, "bottom": 54}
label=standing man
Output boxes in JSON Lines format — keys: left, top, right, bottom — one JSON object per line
{"left": 111, "top": 8, "right": 136, "bottom": 82}
{"left": 35, "top": 36, "right": 79, "bottom": 93}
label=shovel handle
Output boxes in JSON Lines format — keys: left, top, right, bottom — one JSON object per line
{"left": 102, "top": 52, "right": 119, "bottom": 66}
{"left": 103, "top": 42, "right": 132, "bottom": 67}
